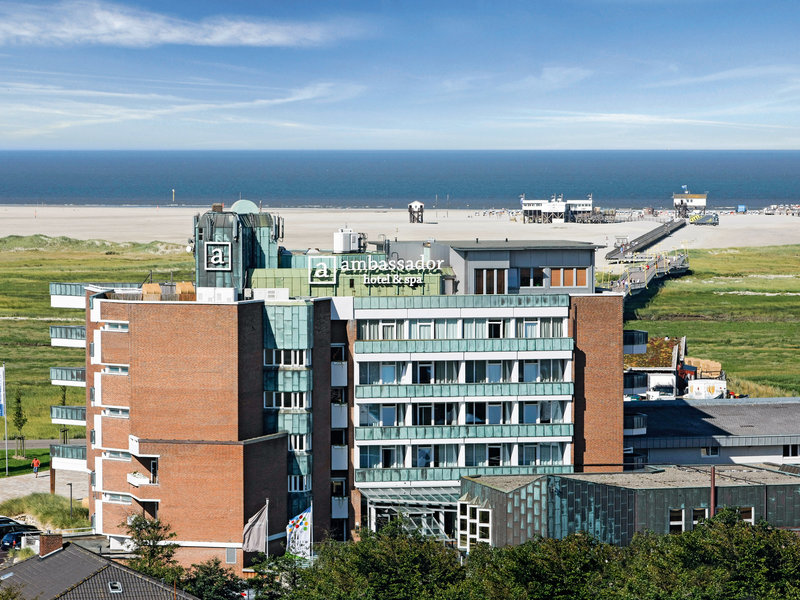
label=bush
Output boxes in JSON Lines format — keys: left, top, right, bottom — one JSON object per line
{"left": 0, "top": 493, "right": 89, "bottom": 529}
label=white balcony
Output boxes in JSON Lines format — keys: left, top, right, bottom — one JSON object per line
{"left": 126, "top": 472, "right": 151, "bottom": 487}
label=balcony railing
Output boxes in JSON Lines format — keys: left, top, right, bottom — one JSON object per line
{"left": 355, "top": 381, "right": 573, "bottom": 399}
{"left": 354, "top": 293, "right": 570, "bottom": 310}
{"left": 49, "top": 325, "right": 86, "bottom": 343}
{"left": 50, "top": 444, "right": 87, "bottom": 460}
{"left": 355, "top": 464, "right": 572, "bottom": 483}
{"left": 50, "top": 405, "right": 86, "bottom": 424}
{"left": 354, "top": 337, "right": 574, "bottom": 355}
{"left": 355, "top": 423, "right": 573, "bottom": 441}
{"left": 50, "top": 367, "right": 86, "bottom": 387}
{"left": 623, "top": 413, "right": 647, "bottom": 430}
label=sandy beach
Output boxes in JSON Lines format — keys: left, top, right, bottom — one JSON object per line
{"left": 1, "top": 206, "right": 798, "bottom": 269}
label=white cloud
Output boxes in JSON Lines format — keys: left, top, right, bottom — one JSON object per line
{"left": 0, "top": 0, "right": 368, "bottom": 47}
{"left": 503, "top": 67, "right": 592, "bottom": 92}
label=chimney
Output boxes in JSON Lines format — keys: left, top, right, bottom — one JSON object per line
{"left": 39, "top": 532, "right": 63, "bottom": 557}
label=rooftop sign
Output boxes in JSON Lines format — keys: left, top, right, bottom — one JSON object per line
{"left": 309, "top": 255, "right": 443, "bottom": 287}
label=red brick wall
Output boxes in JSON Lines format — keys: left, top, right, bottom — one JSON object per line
{"left": 101, "top": 416, "right": 130, "bottom": 450}
{"left": 101, "top": 330, "right": 131, "bottom": 365}
{"left": 101, "top": 374, "right": 132, "bottom": 407}
{"left": 128, "top": 303, "right": 241, "bottom": 442}
{"left": 243, "top": 434, "right": 288, "bottom": 560}
{"left": 101, "top": 303, "right": 131, "bottom": 321}
{"left": 569, "top": 295, "right": 624, "bottom": 473}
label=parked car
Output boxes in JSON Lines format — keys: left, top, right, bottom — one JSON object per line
{"left": 1, "top": 527, "right": 40, "bottom": 551}
{"left": 0, "top": 522, "right": 36, "bottom": 542}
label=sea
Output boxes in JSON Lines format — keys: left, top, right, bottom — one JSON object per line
{"left": 1, "top": 150, "right": 798, "bottom": 210}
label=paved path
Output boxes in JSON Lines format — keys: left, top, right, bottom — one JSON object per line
{"left": 0, "top": 470, "right": 89, "bottom": 504}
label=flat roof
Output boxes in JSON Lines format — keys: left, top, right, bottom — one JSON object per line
{"left": 447, "top": 239, "right": 602, "bottom": 251}
{"left": 625, "top": 398, "right": 800, "bottom": 438}
{"left": 462, "top": 474, "right": 546, "bottom": 493}
{"left": 563, "top": 464, "right": 800, "bottom": 489}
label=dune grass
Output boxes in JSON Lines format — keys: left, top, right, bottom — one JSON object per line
{"left": 624, "top": 244, "right": 800, "bottom": 396}
{"left": 0, "top": 492, "right": 90, "bottom": 529}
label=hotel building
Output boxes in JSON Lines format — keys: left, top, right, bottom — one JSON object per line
{"left": 48, "top": 200, "right": 625, "bottom": 570}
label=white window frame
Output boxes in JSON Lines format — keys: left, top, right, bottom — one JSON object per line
{"left": 289, "top": 434, "right": 310, "bottom": 453}
{"left": 288, "top": 475, "right": 310, "bottom": 492}
{"left": 264, "top": 349, "right": 309, "bottom": 367}
{"left": 457, "top": 501, "right": 492, "bottom": 551}
{"left": 265, "top": 391, "right": 308, "bottom": 409}
{"left": 102, "top": 450, "right": 131, "bottom": 461}
{"left": 103, "top": 493, "right": 132, "bottom": 505}
{"left": 102, "top": 407, "right": 130, "bottom": 419}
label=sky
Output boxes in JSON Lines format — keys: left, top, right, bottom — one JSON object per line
{"left": 1, "top": 0, "right": 800, "bottom": 150}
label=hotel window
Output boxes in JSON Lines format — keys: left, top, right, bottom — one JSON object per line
{"left": 414, "top": 404, "right": 433, "bottom": 426}
{"left": 359, "top": 361, "right": 403, "bottom": 384}
{"left": 413, "top": 444, "right": 458, "bottom": 467}
{"left": 549, "top": 268, "right": 588, "bottom": 288}
{"left": 516, "top": 318, "right": 539, "bottom": 338}
{"left": 520, "top": 361, "right": 539, "bottom": 383}
{"left": 520, "top": 444, "right": 538, "bottom": 466}
{"left": 381, "top": 446, "right": 403, "bottom": 469}
{"left": 539, "top": 317, "right": 564, "bottom": 338}
{"left": 692, "top": 508, "right": 708, "bottom": 528}
{"left": 783, "top": 444, "right": 800, "bottom": 458}
{"left": 104, "top": 493, "right": 132, "bottom": 505}
{"left": 289, "top": 434, "right": 310, "bottom": 453}
{"left": 474, "top": 268, "right": 506, "bottom": 294}
{"left": 413, "top": 445, "right": 433, "bottom": 468}
{"left": 539, "top": 359, "right": 564, "bottom": 382}
{"left": 669, "top": 509, "right": 685, "bottom": 534}
{"left": 265, "top": 349, "right": 308, "bottom": 367}
{"left": 360, "top": 446, "right": 380, "bottom": 468}
{"left": 380, "top": 404, "right": 398, "bottom": 427}
{"left": 266, "top": 392, "right": 308, "bottom": 409}
{"left": 434, "top": 318, "right": 459, "bottom": 339}
{"left": 465, "top": 402, "right": 487, "bottom": 425}
{"left": 103, "top": 322, "right": 129, "bottom": 332}
{"left": 457, "top": 502, "right": 491, "bottom": 551}
{"left": 465, "top": 444, "right": 488, "bottom": 466}
{"left": 412, "top": 402, "right": 457, "bottom": 426}
{"left": 487, "top": 319, "right": 510, "bottom": 339}
{"left": 539, "top": 442, "right": 563, "bottom": 465}
{"left": 519, "top": 267, "right": 545, "bottom": 288}
{"left": 463, "top": 318, "right": 487, "bottom": 339}
{"left": 331, "top": 429, "right": 347, "bottom": 445}
{"left": 103, "top": 365, "right": 128, "bottom": 375}
{"left": 331, "top": 345, "right": 346, "bottom": 362}
{"left": 434, "top": 361, "right": 459, "bottom": 384}
{"left": 357, "top": 319, "right": 404, "bottom": 340}
{"left": 102, "top": 407, "right": 130, "bottom": 418}
{"left": 359, "top": 404, "right": 381, "bottom": 427}
{"left": 331, "top": 388, "right": 346, "bottom": 404}
{"left": 103, "top": 451, "right": 131, "bottom": 461}
{"left": 414, "top": 362, "right": 433, "bottom": 384}
{"left": 700, "top": 446, "right": 720, "bottom": 458}
{"left": 409, "top": 320, "right": 434, "bottom": 340}
{"left": 521, "top": 402, "right": 539, "bottom": 424}
{"left": 331, "top": 478, "right": 347, "bottom": 497}
{"left": 288, "top": 475, "right": 310, "bottom": 493}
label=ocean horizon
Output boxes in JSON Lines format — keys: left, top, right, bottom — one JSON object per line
{"left": 1, "top": 149, "right": 799, "bottom": 210}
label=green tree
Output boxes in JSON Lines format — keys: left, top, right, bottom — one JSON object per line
{"left": 0, "top": 583, "right": 24, "bottom": 600}
{"left": 11, "top": 388, "right": 27, "bottom": 457}
{"left": 248, "top": 553, "right": 305, "bottom": 600}
{"left": 183, "top": 557, "right": 246, "bottom": 600}
{"left": 123, "top": 514, "right": 184, "bottom": 584}
{"left": 60, "top": 385, "right": 67, "bottom": 406}
{"left": 293, "top": 519, "right": 463, "bottom": 600}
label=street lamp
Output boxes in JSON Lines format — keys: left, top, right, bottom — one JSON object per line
{"left": 66, "top": 482, "right": 73, "bottom": 521}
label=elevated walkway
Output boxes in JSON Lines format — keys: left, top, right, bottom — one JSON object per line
{"left": 605, "top": 219, "right": 686, "bottom": 262}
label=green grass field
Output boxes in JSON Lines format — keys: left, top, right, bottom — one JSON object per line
{"left": 624, "top": 244, "right": 800, "bottom": 396}
{"left": 0, "top": 235, "right": 193, "bottom": 440}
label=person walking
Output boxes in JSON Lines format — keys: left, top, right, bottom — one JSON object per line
{"left": 31, "top": 457, "right": 40, "bottom": 478}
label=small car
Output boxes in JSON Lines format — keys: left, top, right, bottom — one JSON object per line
{"left": 1, "top": 527, "right": 40, "bottom": 551}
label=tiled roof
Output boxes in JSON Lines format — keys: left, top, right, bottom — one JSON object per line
{"left": 0, "top": 543, "right": 198, "bottom": 600}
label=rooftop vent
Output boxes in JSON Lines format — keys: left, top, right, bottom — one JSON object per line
{"left": 108, "top": 581, "right": 123, "bottom": 594}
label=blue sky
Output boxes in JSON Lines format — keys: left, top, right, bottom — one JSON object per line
{"left": 1, "top": 0, "right": 799, "bottom": 150}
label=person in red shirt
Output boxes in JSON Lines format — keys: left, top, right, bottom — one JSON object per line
{"left": 31, "top": 457, "right": 40, "bottom": 478}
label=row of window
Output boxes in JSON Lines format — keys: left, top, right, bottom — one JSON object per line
{"left": 359, "top": 442, "right": 564, "bottom": 469}
{"left": 358, "top": 359, "right": 567, "bottom": 385}
{"left": 357, "top": 317, "right": 565, "bottom": 341}
{"left": 264, "top": 349, "right": 310, "bottom": 367}
{"left": 358, "top": 400, "right": 566, "bottom": 427}
{"left": 457, "top": 502, "right": 491, "bottom": 551}
{"left": 475, "top": 267, "right": 589, "bottom": 294}
{"left": 669, "top": 507, "right": 754, "bottom": 533}
{"left": 287, "top": 477, "right": 349, "bottom": 496}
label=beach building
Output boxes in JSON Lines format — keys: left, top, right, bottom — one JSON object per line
{"left": 520, "top": 194, "right": 593, "bottom": 223}
{"left": 47, "top": 200, "right": 629, "bottom": 570}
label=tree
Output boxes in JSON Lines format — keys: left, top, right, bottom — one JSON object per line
{"left": 123, "top": 514, "right": 183, "bottom": 584}
{"left": 60, "top": 385, "right": 67, "bottom": 406}
{"left": 11, "top": 388, "right": 27, "bottom": 457}
{"left": 0, "top": 583, "right": 24, "bottom": 600}
{"left": 183, "top": 558, "right": 246, "bottom": 600}
{"left": 247, "top": 553, "right": 305, "bottom": 600}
